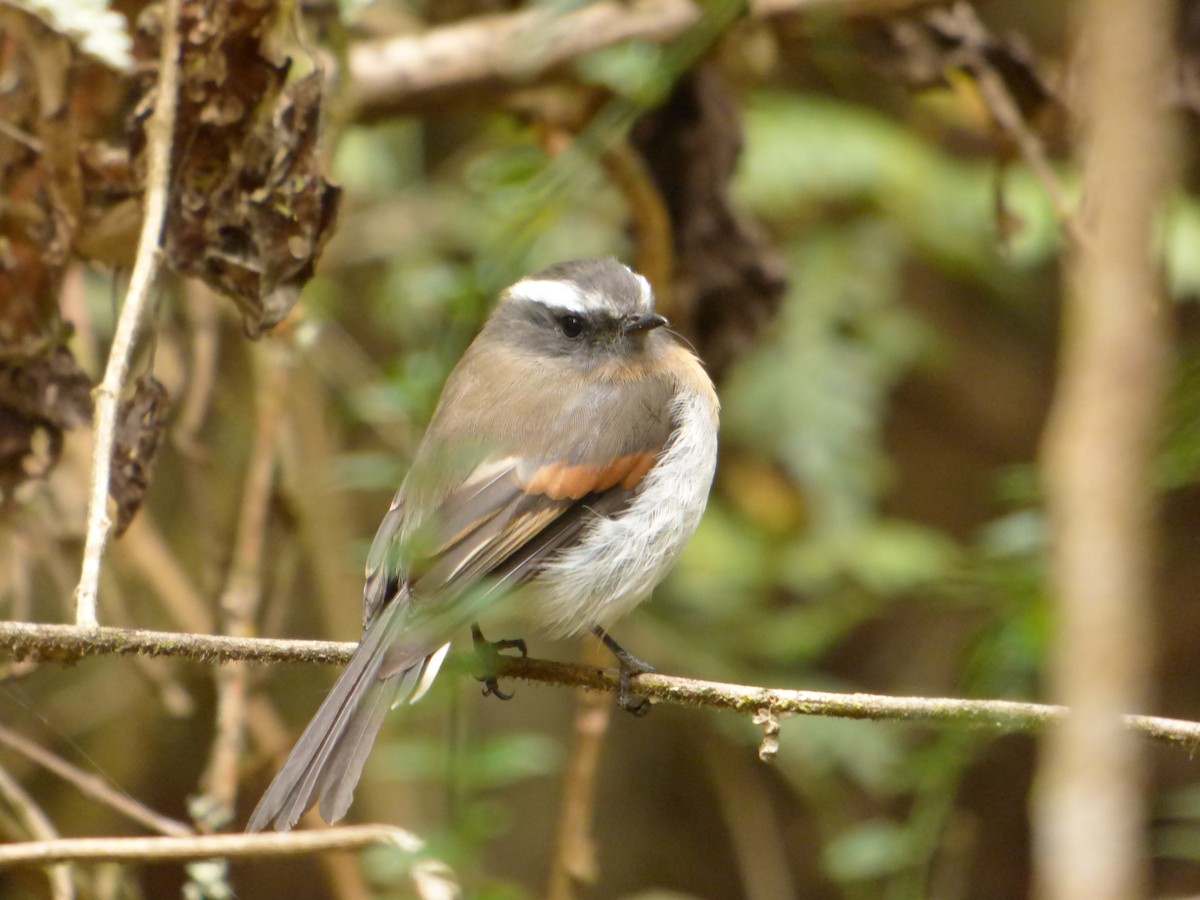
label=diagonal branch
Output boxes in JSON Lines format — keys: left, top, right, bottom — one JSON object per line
{"left": 73, "top": 0, "right": 182, "bottom": 627}
{"left": 3, "top": 620, "right": 1200, "bottom": 748}
{"left": 348, "top": 0, "right": 944, "bottom": 120}
{"left": 0, "top": 762, "right": 73, "bottom": 899}
{"left": 0, "top": 723, "right": 193, "bottom": 837}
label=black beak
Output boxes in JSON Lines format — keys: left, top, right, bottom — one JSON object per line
{"left": 621, "top": 313, "right": 668, "bottom": 335}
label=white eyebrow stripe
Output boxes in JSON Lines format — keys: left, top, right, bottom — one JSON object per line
{"left": 632, "top": 271, "right": 654, "bottom": 312}
{"left": 508, "top": 278, "right": 589, "bottom": 313}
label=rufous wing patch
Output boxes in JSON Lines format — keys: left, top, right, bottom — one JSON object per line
{"left": 621, "top": 451, "right": 657, "bottom": 489}
{"left": 522, "top": 451, "right": 659, "bottom": 501}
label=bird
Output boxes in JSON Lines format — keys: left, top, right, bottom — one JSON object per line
{"left": 247, "top": 258, "right": 719, "bottom": 832}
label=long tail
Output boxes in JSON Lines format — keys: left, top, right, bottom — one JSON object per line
{"left": 246, "top": 601, "right": 449, "bottom": 832}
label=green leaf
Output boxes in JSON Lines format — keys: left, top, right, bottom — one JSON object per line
{"left": 823, "top": 818, "right": 914, "bottom": 881}
{"left": 576, "top": 41, "right": 669, "bottom": 105}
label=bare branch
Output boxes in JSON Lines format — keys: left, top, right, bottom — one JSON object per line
{"left": 0, "top": 621, "right": 355, "bottom": 666}
{"left": 348, "top": 0, "right": 943, "bottom": 119}
{"left": 73, "top": 0, "right": 182, "bottom": 627}
{"left": 0, "top": 723, "right": 193, "bottom": 837}
{"left": 172, "top": 281, "right": 221, "bottom": 459}
{"left": 928, "top": 3, "right": 1080, "bottom": 240}
{"left": 0, "top": 824, "right": 420, "bottom": 866}
{"left": 0, "top": 762, "right": 73, "bottom": 900}
{"left": 547, "top": 642, "right": 612, "bottom": 899}
{"left": 3, "top": 621, "right": 1200, "bottom": 749}
{"left": 194, "top": 339, "right": 292, "bottom": 839}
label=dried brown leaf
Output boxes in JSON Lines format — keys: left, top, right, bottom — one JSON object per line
{"left": 133, "top": 0, "right": 341, "bottom": 335}
{"left": 110, "top": 373, "right": 170, "bottom": 536}
{"left": 0, "top": 348, "right": 93, "bottom": 503}
{"left": 0, "top": 5, "right": 129, "bottom": 496}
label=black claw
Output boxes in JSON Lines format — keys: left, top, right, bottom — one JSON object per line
{"left": 623, "top": 698, "right": 652, "bottom": 717}
{"left": 618, "top": 671, "right": 652, "bottom": 716}
{"left": 471, "top": 624, "right": 526, "bottom": 701}
{"left": 489, "top": 637, "right": 527, "bottom": 657}
{"left": 594, "top": 626, "right": 655, "bottom": 717}
{"left": 481, "top": 678, "right": 515, "bottom": 701}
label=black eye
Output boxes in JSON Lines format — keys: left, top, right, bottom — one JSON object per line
{"left": 559, "top": 315, "right": 584, "bottom": 338}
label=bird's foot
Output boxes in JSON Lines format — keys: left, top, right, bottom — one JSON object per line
{"left": 471, "top": 624, "right": 527, "bottom": 701}
{"left": 593, "top": 626, "right": 655, "bottom": 716}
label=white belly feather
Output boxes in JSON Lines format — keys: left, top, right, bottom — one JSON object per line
{"left": 527, "top": 383, "right": 719, "bottom": 637}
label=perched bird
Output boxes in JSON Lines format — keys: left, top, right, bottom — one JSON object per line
{"left": 247, "top": 258, "right": 719, "bottom": 832}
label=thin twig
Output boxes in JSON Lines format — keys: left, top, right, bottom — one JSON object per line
{"left": 72, "top": 0, "right": 182, "bottom": 627}
{"left": 0, "top": 762, "right": 74, "bottom": 900}
{"left": 172, "top": 280, "right": 221, "bottom": 460}
{"left": 195, "top": 339, "right": 291, "bottom": 837}
{"left": 2, "top": 530, "right": 34, "bottom": 624}
{"left": 934, "top": 3, "right": 1081, "bottom": 241}
{"left": 546, "top": 641, "right": 612, "bottom": 900}
{"left": 0, "top": 824, "right": 422, "bottom": 867}
{"left": 183, "top": 341, "right": 290, "bottom": 900}
{"left": 274, "top": 357, "right": 363, "bottom": 644}
{"left": 3, "top": 621, "right": 1200, "bottom": 749}
{"left": 0, "top": 118, "right": 43, "bottom": 153}
{"left": 972, "top": 64, "right": 1079, "bottom": 241}
{"left": 0, "top": 723, "right": 193, "bottom": 837}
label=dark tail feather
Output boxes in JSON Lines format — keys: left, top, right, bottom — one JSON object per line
{"left": 246, "top": 603, "right": 438, "bottom": 833}
{"left": 315, "top": 667, "right": 416, "bottom": 824}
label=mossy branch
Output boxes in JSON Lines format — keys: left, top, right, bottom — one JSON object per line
{"left": 3, "top": 620, "right": 1199, "bottom": 749}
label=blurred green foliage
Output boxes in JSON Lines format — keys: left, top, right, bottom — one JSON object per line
{"left": 736, "top": 93, "right": 1064, "bottom": 284}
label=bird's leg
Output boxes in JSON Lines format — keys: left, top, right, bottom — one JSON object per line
{"left": 471, "top": 623, "right": 527, "bottom": 701}
{"left": 593, "top": 626, "right": 654, "bottom": 716}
